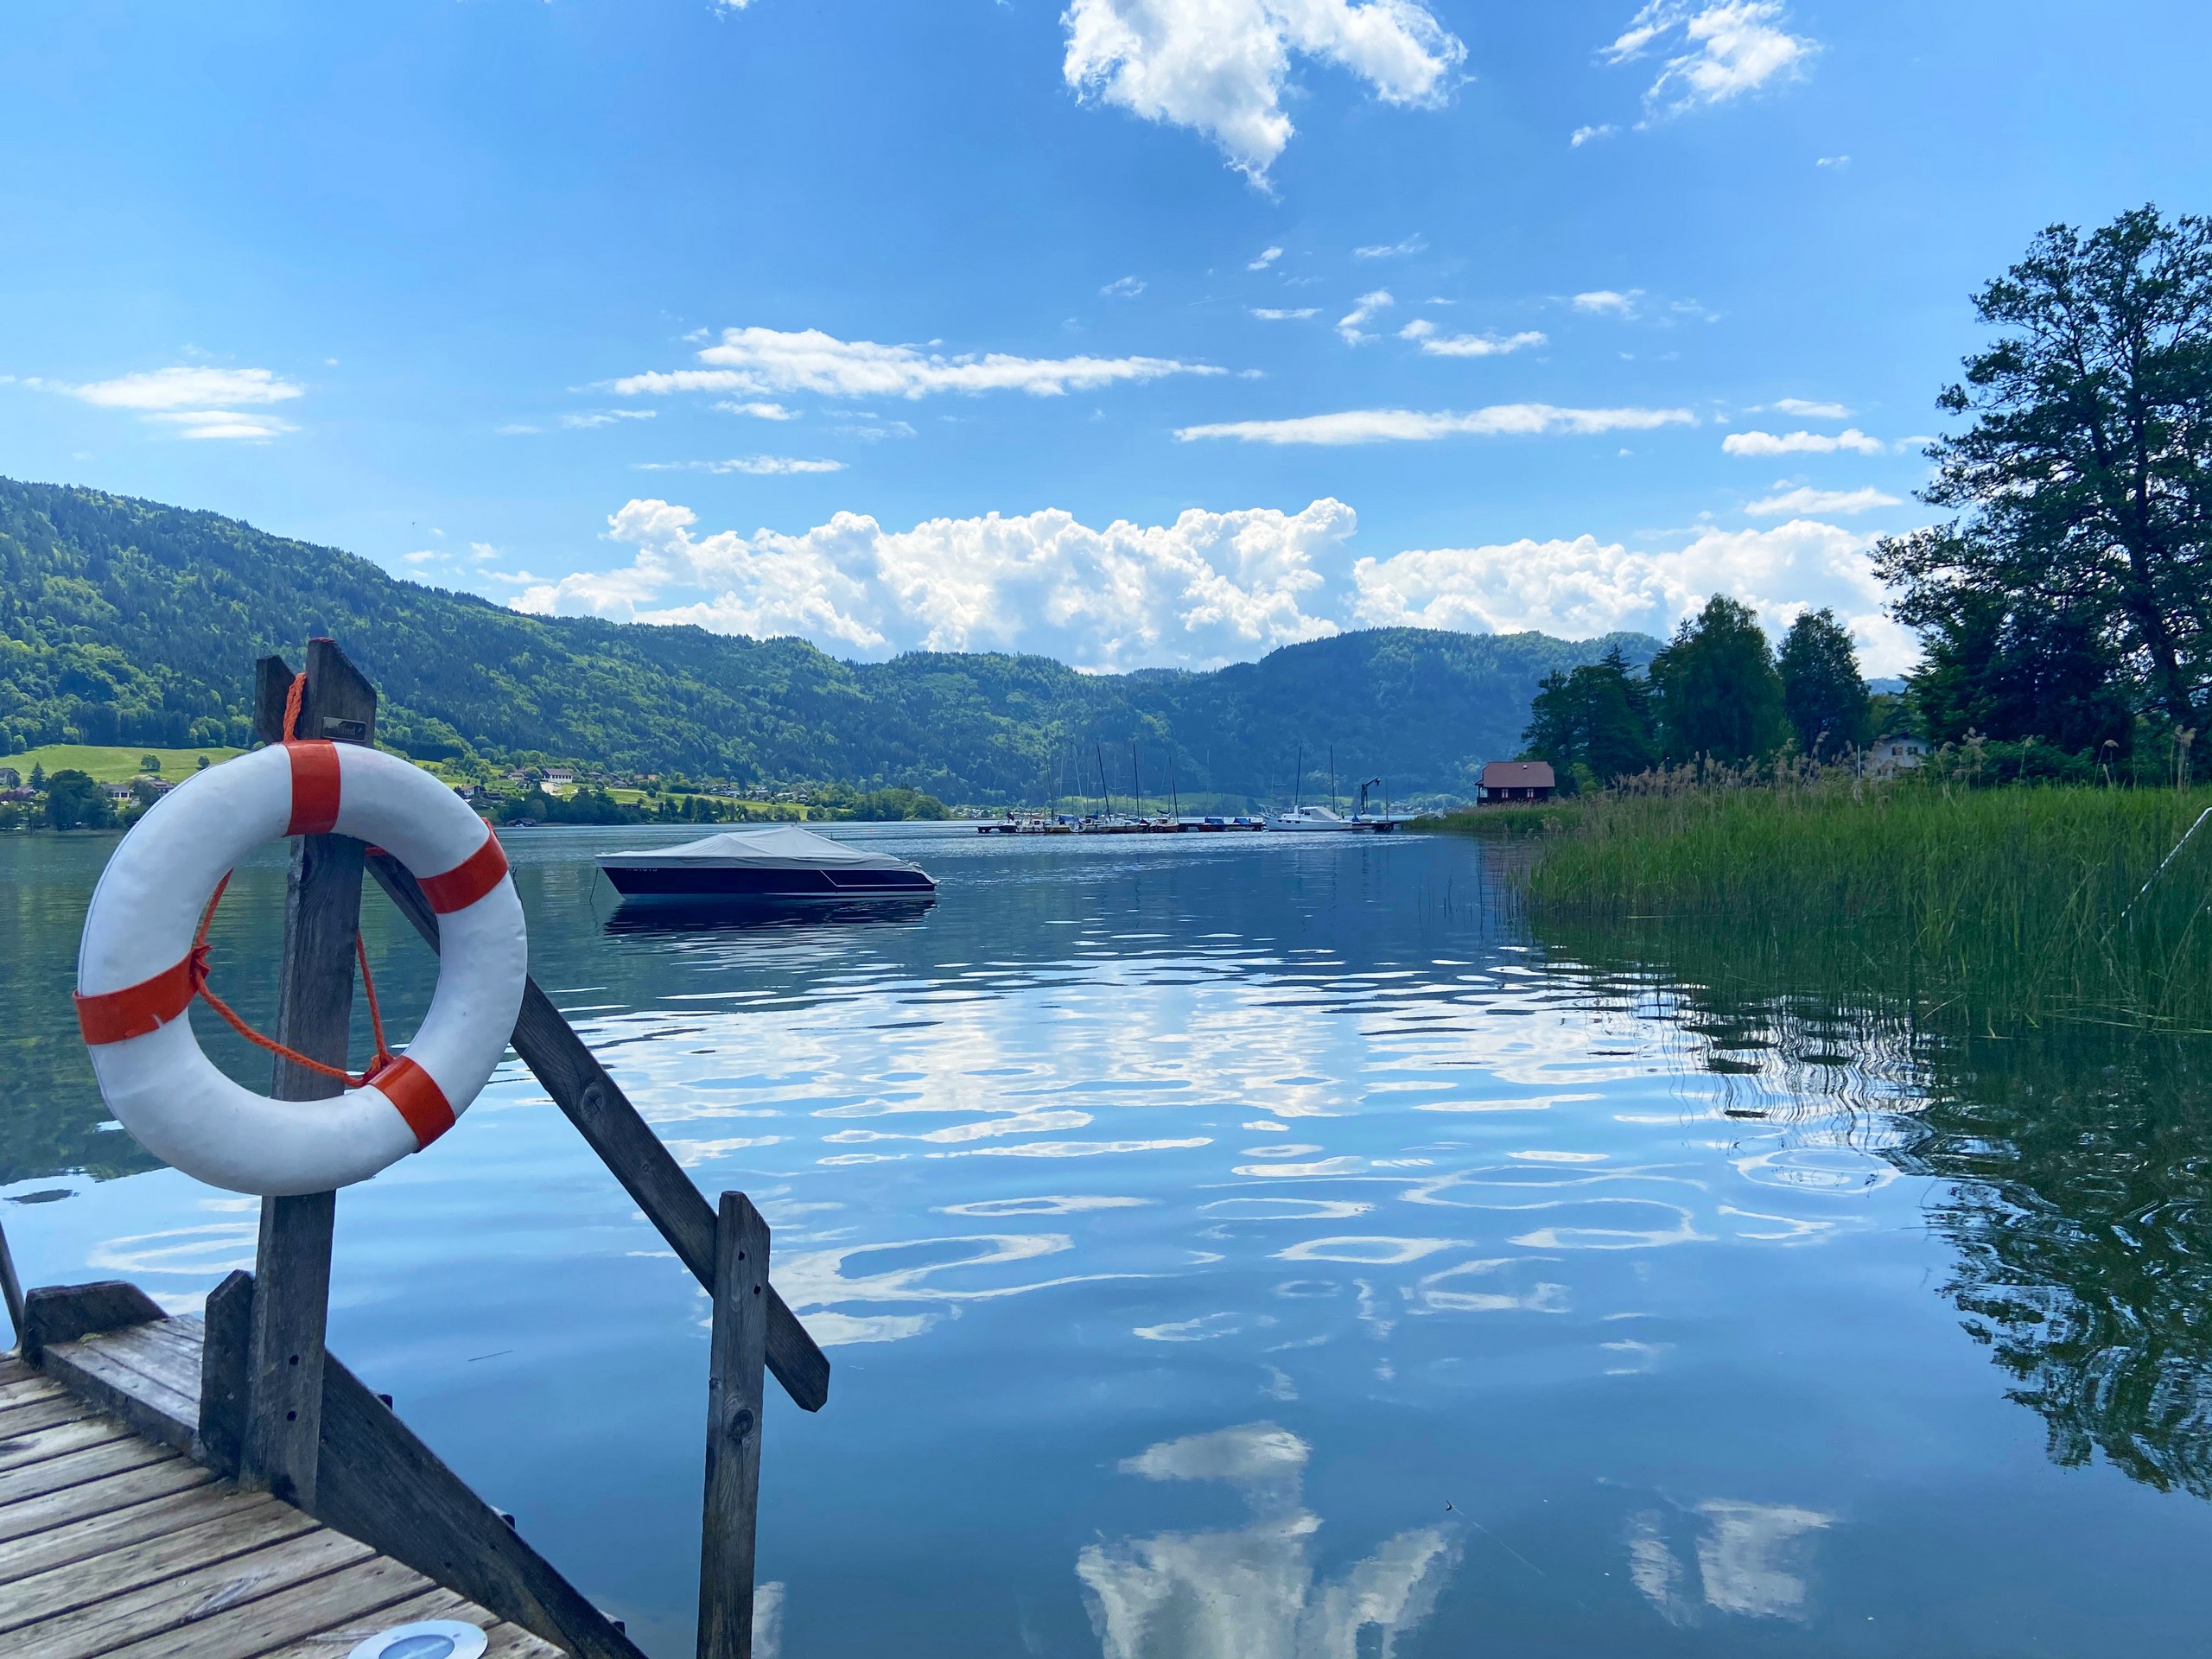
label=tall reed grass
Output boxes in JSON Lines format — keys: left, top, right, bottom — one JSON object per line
{"left": 1514, "top": 780, "right": 2212, "bottom": 1032}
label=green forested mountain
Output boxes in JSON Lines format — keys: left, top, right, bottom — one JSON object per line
{"left": 0, "top": 478, "right": 1656, "bottom": 804}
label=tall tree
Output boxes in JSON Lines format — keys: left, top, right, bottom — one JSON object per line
{"left": 1877, "top": 206, "right": 2212, "bottom": 731}
{"left": 1649, "top": 596, "right": 1788, "bottom": 764}
{"left": 1777, "top": 608, "right": 1872, "bottom": 757}
{"left": 1521, "top": 645, "right": 1657, "bottom": 787}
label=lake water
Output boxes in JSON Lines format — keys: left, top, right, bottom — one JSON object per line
{"left": 4, "top": 823, "right": 2211, "bottom": 1656}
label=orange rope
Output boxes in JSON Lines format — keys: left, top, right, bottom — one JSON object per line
{"left": 184, "top": 676, "right": 400, "bottom": 1087}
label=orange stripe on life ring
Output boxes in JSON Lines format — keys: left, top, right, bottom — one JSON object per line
{"left": 74, "top": 954, "right": 197, "bottom": 1046}
{"left": 284, "top": 741, "right": 343, "bottom": 836}
{"left": 372, "top": 1055, "right": 455, "bottom": 1148}
{"left": 418, "top": 832, "right": 509, "bottom": 914}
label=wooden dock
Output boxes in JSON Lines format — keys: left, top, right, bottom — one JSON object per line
{"left": 2, "top": 1328, "right": 556, "bottom": 1658}
{"left": 3, "top": 639, "right": 833, "bottom": 1659}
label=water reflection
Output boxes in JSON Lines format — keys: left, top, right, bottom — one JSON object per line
{"left": 603, "top": 897, "right": 938, "bottom": 934}
{"left": 1537, "top": 927, "right": 2212, "bottom": 1505}
{"left": 1625, "top": 1499, "right": 1832, "bottom": 1625}
{"left": 1077, "top": 1424, "right": 1458, "bottom": 1659}
{"left": 8, "top": 825, "right": 2212, "bottom": 1651}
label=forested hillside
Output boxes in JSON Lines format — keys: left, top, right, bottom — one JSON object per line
{"left": 0, "top": 478, "right": 1655, "bottom": 803}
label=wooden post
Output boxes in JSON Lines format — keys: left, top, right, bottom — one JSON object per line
{"left": 0, "top": 1217, "right": 24, "bottom": 1351}
{"left": 698, "top": 1192, "right": 771, "bottom": 1659}
{"left": 241, "top": 640, "right": 377, "bottom": 1509}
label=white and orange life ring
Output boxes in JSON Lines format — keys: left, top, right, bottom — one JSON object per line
{"left": 73, "top": 741, "right": 527, "bottom": 1197}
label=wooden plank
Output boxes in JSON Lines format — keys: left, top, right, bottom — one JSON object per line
{"left": 245, "top": 639, "right": 378, "bottom": 1511}
{"left": 0, "top": 1480, "right": 255, "bottom": 1584}
{"left": 0, "top": 1396, "right": 85, "bottom": 1438}
{"left": 1, "top": 1369, "right": 62, "bottom": 1407}
{"left": 0, "top": 1413, "right": 136, "bottom": 1475}
{"left": 0, "top": 1455, "right": 217, "bottom": 1546}
{"left": 19, "top": 1281, "right": 168, "bottom": 1364}
{"left": 0, "top": 1494, "right": 314, "bottom": 1635}
{"left": 41, "top": 1337, "right": 198, "bottom": 1456}
{"left": 95, "top": 1551, "right": 438, "bottom": 1659}
{"left": 697, "top": 1193, "right": 771, "bottom": 1659}
{"left": 200, "top": 1273, "right": 254, "bottom": 1479}
{"left": 312, "top": 1351, "right": 644, "bottom": 1659}
{"left": 365, "top": 854, "right": 830, "bottom": 1414}
{"left": 0, "top": 1434, "right": 176, "bottom": 1509}
{"left": 10, "top": 1522, "right": 378, "bottom": 1659}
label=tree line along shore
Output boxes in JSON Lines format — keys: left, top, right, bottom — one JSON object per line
{"left": 1433, "top": 206, "right": 2212, "bottom": 1033}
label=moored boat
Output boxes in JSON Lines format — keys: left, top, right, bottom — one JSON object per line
{"left": 596, "top": 825, "right": 938, "bottom": 902}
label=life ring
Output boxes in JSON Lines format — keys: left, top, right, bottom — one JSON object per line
{"left": 73, "top": 742, "right": 527, "bottom": 1197}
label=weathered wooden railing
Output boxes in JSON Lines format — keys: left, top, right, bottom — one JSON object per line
{"left": 9, "top": 638, "right": 824, "bottom": 1659}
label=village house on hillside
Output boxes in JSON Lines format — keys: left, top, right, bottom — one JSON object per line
{"left": 1866, "top": 734, "right": 1928, "bottom": 778}
{"left": 1479, "top": 760, "right": 1556, "bottom": 804}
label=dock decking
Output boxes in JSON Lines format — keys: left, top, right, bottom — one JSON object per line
{"left": 1, "top": 1328, "right": 561, "bottom": 1659}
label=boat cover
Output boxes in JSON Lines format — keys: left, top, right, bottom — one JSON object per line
{"left": 596, "top": 826, "right": 920, "bottom": 871}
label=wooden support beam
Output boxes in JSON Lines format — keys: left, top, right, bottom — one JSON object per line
{"left": 0, "top": 1217, "right": 24, "bottom": 1352}
{"left": 17, "top": 1281, "right": 166, "bottom": 1366}
{"left": 198, "top": 1270, "right": 255, "bottom": 1478}
{"left": 698, "top": 1193, "right": 771, "bottom": 1659}
{"left": 315, "top": 1344, "right": 646, "bottom": 1659}
{"left": 363, "top": 853, "right": 831, "bottom": 1412}
{"left": 244, "top": 640, "right": 378, "bottom": 1510}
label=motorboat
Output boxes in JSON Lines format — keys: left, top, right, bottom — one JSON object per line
{"left": 596, "top": 825, "right": 938, "bottom": 902}
{"left": 1265, "top": 804, "right": 1396, "bottom": 833}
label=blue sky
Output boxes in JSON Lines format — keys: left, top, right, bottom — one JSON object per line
{"left": 5, "top": 0, "right": 2209, "bottom": 675}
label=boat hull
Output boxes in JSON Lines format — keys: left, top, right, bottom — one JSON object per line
{"left": 599, "top": 863, "right": 938, "bottom": 901}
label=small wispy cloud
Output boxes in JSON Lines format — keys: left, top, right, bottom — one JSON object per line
{"left": 1571, "top": 124, "right": 1618, "bottom": 146}
{"left": 1248, "top": 245, "right": 1284, "bottom": 270}
{"left": 1337, "top": 289, "right": 1394, "bottom": 344}
{"left": 1765, "top": 397, "right": 1851, "bottom": 419}
{"left": 1177, "top": 403, "right": 1697, "bottom": 446}
{"left": 1745, "top": 484, "right": 1901, "bottom": 517}
{"left": 1101, "top": 275, "right": 1147, "bottom": 297}
{"left": 636, "top": 456, "right": 848, "bottom": 475}
{"left": 56, "top": 365, "right": 304, "bottom": 442}
{"left": 1250, "top": 307, "right": 1320, "bottom": 321}
{"left": 1573, "top": 289, "right": 1643, "bottom": 316}
{"left": 617, "top": 326, "right": 1223, "bottom": 400}
{"left": 402, "top": 550, "right": 441, "bottom": 565}
{"left": 560, "top": 409, "right": 658, "bottom": 429}
{"left": 717, "top": 400, "right": 797, "bottom": 420}
{"left": 1723, "top": 428, "right": 1885, "bottom": 456}
{"left": 1399, "top": 321, "right": 1548, "bottom": 358}
{"left": 1815, "top": 154, "right": 1849, "bottom": 168}
{"left": 1603, "top": 2, "right": 1818, "bottom": 118}
{"left": 1354, "top": 234, "right": 1427, "bottom": 259}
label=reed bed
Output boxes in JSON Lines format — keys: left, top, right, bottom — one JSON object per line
{"left": 1513, "top": 780, "right": 2212, "bottom": 1033}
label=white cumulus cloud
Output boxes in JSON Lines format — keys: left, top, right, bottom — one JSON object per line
{"left": 1722, "top": 428, "right": 1885, "bottom": 456}
{"left": 1767, "top": 397, "right": 1850, "bottom": 418}
{"left": 513, "top": 497, "right": 1354, "bottom": 671}
{"left": 1399, "top": 320, "right": 1547, "bottom": 358}
{"left": 1604, "top": 2, "right": 1817, "bottom": 116}
{"left": 1176, "top": 403, "right": 1696, "bottom": 445}
{"left": 615, "top": 326, "right": 1222, "bottom": 402}
{"left": 1063, "top": 0, "right": 1466, "bottom": 181}
{"left": 1744, "top": 485, "right": 1901, "bottom": 517}
{"left": 1350, "top": 517, "right": 1918, "bottom": 672}
{"left": 1249, "top": 245, "right": 1284, "bottom": 270}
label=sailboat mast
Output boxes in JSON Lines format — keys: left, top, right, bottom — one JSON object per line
{"left": 1330, "top": 747, "right": 1337, "bottom": 814}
